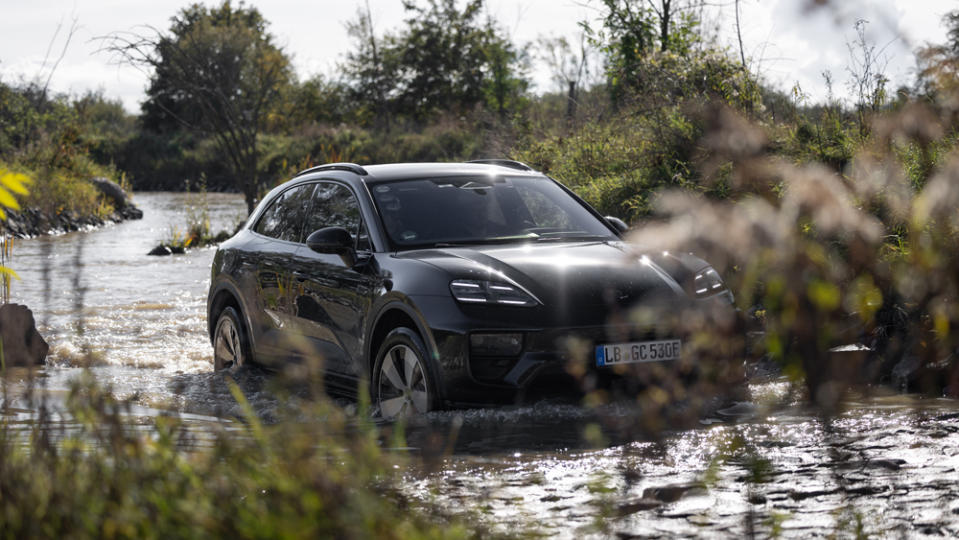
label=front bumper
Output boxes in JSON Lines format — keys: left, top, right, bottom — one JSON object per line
{"left": 412, "top": 294, "right": 747, "bottom": 408}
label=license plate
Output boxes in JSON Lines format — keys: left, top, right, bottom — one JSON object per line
{"left": 595, "top": 339, "right": 681, "bottom": 366}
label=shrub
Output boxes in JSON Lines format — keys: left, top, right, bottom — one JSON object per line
{"left": 0, "top": 373, "right": 480, "bottom": 539}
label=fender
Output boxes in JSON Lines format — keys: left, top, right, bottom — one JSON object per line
{"left": 207, "top": 277, "right": 257, "bottom": 352}
{"left": 365, "top": 297, "right": 445, "bottom": 399}
{"left": 366, "top": 297, "right": 439, "bottom": 362}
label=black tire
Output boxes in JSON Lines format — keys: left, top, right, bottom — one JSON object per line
{"left": 213, "top": 306, "right": 250, "bottom": 372}
{"left": 371, "top": 327, "right": 437, "bottom": 419}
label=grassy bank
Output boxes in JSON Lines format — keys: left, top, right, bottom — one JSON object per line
{"left": 0, "top": 83, "right": 135, "bottom": 234}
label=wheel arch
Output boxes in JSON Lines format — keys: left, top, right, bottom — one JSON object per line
{"left": 366, "top": 301, "right": 440, "bottom": 380}
{"left": 208, "top": 281, "right": 251, "bottom": 346}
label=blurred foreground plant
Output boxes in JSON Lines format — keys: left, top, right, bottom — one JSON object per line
{"left": 630, "top": 100, "right": 959, "bottom": 411}
{"left": 0, "top": 168, "right": 30, "bottom": 302}
{"left": 0, "top": 372, "right": 479, "bottom": 539}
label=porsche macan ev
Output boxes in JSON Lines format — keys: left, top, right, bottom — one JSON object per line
{"left": 207, "top": 161, "right": 745, "bottom": 418}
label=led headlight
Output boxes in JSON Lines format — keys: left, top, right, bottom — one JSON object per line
{"left": 694, "top": 267, "right": 726, "bottom": 298}
{"left": 450, "top": 280, "right": 539, "bottom": 307}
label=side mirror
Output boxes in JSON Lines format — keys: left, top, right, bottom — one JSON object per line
{"left": 307, "top": 227, "right": 353, "bottom": 254}
{"left": 605, "top": 216, "right": 629, "bottom": 234}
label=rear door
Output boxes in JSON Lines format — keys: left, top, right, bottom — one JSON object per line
{"left": 245, "top": 182, "right": 316, "bottom": 362}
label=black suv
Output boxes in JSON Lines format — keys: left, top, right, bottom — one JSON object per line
{"left": 207, "top": 161, "right": 742, "bottom": 418}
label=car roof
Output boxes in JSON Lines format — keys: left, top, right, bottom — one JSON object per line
{"left": 291, "top": 162, "right": 541, "bottom": 185}
{"left": 362, "top": 162, "right": 541, "bottom": 183}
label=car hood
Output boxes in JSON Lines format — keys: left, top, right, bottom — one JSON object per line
{"left": 400, "top": 241, "right": 692, "bottom": 309}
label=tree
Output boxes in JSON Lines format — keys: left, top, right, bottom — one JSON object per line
{"left": 586, "top": 0, "right": 704, "bottom": 106}
{"left": 537, "top": 34, "right": 592, "bottom": 125}
{"left": 845, "top": 19, "right": 890, "bottom": 138}
{"left": 393, "top": 0, "right": 490, "bottom": 119}
{"left": 917, "top": 10, "right": 959, "bottom": 99}
{"left": 479, "top": 17, "right": 529, "bottom": 119}
{"left": 342, "top": 0, "right": 528, "bottom": 123}
{"left": 343, "top": 1, "right": 397, "bottom": 128}
{"left": 105, "top": 1, "right": 293, "bottom": 214}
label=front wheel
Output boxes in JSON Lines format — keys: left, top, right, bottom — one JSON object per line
{"left": 213, "top": 306, "right": 249, "bottom": 372}
{"left": 371, "top": 328, "right": 436, "bottom": 419}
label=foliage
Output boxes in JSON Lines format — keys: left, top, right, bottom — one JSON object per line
{"left": 343, "top": 0, "right": 529, "bottom": 125}
{"left": 158, "top": 181, "right": 237, "bottom": 253}
{"left": 917, "top": 9, "right": 959, "bottom": 99}
{"left": 0, "top": 373, "right": 479, "bottom": 539}
{"left": 585, "top": 0, "right": 705, "bottom": 106}
{"left": 0, "top": 167, "right": 29, "bottom": 302}
{"left": 0, "top": 81, "right": 127, "bottom": 223}
{"left": 512, "top": 48, "right": 759, "bottom": 222}
{"left": 105, "top": 0, "right": 295, "bottom": 214}
{"left": 630, "top": 97, "right": 959, "bottom": 409}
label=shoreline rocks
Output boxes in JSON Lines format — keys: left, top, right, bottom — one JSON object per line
{"left": 0, "top": 177, "right": 143, "bottom": 238}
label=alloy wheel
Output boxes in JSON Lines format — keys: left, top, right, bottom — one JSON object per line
{"left": 377, "top": 344, "right": 429, "bottom": 418}
{"left": 214, "top": 314, "right": 244, "bottom": 370}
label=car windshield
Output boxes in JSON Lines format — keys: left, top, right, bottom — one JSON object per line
{"left": 369, "top": 175, "right": 618, "bottom": 248}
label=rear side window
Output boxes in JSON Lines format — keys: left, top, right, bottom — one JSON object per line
{"left": 306, "top": 182, "right": 371, "bottom": 251}
{"left": 254, "top": 184, "right": 316, "bottom": 242}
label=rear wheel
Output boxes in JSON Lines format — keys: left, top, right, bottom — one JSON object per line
{"left": 213, "top": 306, "right": 249, "bottom": 371}
{"left": 372, "top": 328, "right": 435, "bottom": 419}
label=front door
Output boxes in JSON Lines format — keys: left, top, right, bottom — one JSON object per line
{"left": 290, "top": 181, "right": 378, "bottom": 387}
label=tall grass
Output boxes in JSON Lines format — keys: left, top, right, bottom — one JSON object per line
{"left": 0, "top": 372, "right": 480, "bottom": 539}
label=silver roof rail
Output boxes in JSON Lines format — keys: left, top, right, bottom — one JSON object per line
{"left": 466, "top": 159, "right": 533, "bottom": 172}
{"left": 295, "top": 162, "right": 369, "bottom": 177}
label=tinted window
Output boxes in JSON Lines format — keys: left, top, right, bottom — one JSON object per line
{"left": 254, "top": 184, "right": 316, "bottom": 242}
{"left": 306, "top": 183, "right": 371, "bottom": 251}
{"left": 370, "top": 175, "right": 616, "bottom": 247}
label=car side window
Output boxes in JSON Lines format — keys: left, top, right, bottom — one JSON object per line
{"left": 307, "top": 183, "right": 372, "bottom": 252}
{"left": 253, "top": 184, "right": 316, "bottom": 243}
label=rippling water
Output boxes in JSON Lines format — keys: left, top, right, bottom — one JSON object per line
{"left": 14, "top": 192, "right": 244, "bottom": 371}
{"left": 4, "top": 192, "right": 959, "bottom": 537}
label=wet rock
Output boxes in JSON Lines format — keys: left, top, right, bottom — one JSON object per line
{"left": 642, "top": 483, "right": 707, "bottom": 503}
{"left": 119, "top": 205, "right": 144, "bottom": 220}
{"left": 90, "top": 177, "right": 129, "bottom": 209}
{"left": 615, "top": 498, "right": 662, "bottom": 516}
{"left": 0, "top": 303, "right": 48, "bottom": 367}
{"left": 748, "top": 493, "right": 767, "bottom": 504}
{"left": 89, "top": 177, "right": 143, "bottom": 223}
{"left": 148, "top": 245, "right": 173, "bottom": 256}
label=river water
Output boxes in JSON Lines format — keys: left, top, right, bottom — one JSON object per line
{"left": 5, "top": 192, "right": 959, "bottom": 537}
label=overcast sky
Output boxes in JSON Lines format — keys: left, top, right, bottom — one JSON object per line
{"left": 0, "top": 0, "right": 955, "bottom": 113}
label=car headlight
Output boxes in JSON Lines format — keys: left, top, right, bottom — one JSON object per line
{"left": 450, "top": 279, "right": 539, "bottom": 307}
{"left": 694, "top": 267, "right": 727, "bottom": 298}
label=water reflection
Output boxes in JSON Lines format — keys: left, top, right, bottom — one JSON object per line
{"left": 402, "top": 383, "right": 959, "bottom": 538}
